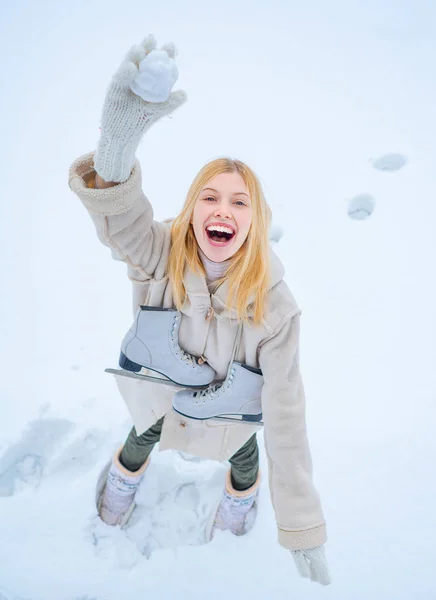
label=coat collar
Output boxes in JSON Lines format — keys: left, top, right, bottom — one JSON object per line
{"left": 182, "top": 247, "right": 285, "bottom": 320}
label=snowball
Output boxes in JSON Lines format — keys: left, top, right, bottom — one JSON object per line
{"left": 371, "top": 153, "right": 408, "bottom": 172}
{"left": 347, "top": 194, "right": 376, "bottom": 221}
{"left": 130, "top": 49, "right": 179, "bottom": 103}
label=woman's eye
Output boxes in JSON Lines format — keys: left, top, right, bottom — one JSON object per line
{"left": 202, "top": 196, "right": 246, "bottom": 206}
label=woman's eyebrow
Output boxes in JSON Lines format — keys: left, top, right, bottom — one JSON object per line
{"left": 201, "top": 187, "right": 250, "bottom": 197}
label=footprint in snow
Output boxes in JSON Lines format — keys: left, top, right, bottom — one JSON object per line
{"left": 48, "top": 428, "right": 107, "bottom": 480}
{"left": 347, "top": 193, "right": 376, "bottom": 221}
{"left": 0, "top": 418, "right": 74, "bottom": 497}
{"left": 88, "top": 455, "right": 223, "bottom": 562}
{"left": 0, "top": 419, "right": 108, "bottom": 496}
{"left": 346, "top": 153, "right": 408, "bottom": 221}
{"left": 371, "top": 153, "right": 408, "bottom": 172}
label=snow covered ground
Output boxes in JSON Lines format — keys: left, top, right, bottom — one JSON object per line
{"left": 1, "top": 1, "right": 435, "bottom": 598}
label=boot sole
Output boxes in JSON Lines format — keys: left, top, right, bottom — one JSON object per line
{"left": 116, "top": 352, "right": 211, "bottom": 389}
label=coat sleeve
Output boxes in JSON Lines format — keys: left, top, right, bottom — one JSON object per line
{"left": 68, "top": 151, "right": 171, "bottom": 282}
{"left": 258, "top": 314, "right": 327, "bottom": 551}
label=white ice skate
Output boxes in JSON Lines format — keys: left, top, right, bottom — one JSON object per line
{"left": 172, "top": 362, "right": 264, "bottom": 426}
{"left": 105, "top": 306, "right": 216, "bottom": 389}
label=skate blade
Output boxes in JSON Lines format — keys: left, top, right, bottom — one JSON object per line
{"left": 172, "top": 407, "right": 263, "bottom": 427}
{"left": 104, "top": 368, "right": 210, "bottom": 390}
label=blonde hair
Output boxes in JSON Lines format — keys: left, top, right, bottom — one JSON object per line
{"left": 167, "top": 157, "right": 272, "bottom": 325}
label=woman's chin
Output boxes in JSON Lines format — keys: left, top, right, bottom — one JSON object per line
{"left": 199, "top": 236, "right": 237, "bottom": 262}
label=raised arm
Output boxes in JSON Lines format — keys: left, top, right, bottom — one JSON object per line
{"left": 68, "top": 35, "right": 186, "bottom": 281}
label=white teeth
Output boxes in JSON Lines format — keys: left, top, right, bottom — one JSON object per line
{"left": 206, "top": 225, "right": 234, "bottom": 235}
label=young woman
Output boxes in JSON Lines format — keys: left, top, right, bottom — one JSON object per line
{"left": 68, "top": 35, "right": 331, "bottom": 585}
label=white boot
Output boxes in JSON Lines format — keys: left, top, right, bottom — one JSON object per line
{"left": 206, "top": 470, "right": 260, "bottom": 540}
{"left": 120, "top": 306, "right": 216, "bottom": 388}
{"left": 96, "top": 447, "right": 149, "bottom": 527}
{"left": 173, "top": 362, "right": 263, "bottom": 422}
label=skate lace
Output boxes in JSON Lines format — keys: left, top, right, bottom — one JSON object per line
{"left": 195, "top": 367, "right": 236, "bottom": 401}
{"left": 171, "top": 314, "right": 198, "bottom": 368}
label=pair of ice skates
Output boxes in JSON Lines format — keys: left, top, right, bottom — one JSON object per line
{"left": 106, "top": 306, "right": 263, "bottom": 426}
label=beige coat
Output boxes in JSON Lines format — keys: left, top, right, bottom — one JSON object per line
{"left": 68, "top": 151, "right": 327, "bottom": 551}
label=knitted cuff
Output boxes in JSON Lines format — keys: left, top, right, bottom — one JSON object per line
{"left": 94, "top": 134, "right": 137, "bottom": 183}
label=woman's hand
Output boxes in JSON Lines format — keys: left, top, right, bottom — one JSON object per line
{"left": 94, "top": 34, "right": 187, "bottom": 183}
{"left": 291, "top": 545, "right": 331, "bottom": 585}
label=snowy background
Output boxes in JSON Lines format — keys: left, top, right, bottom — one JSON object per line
{"left": 1, "top": 0, "right": 436, "bottom": 598}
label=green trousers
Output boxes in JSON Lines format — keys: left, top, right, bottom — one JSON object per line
{"left": 120, "top": 417, "right": 259, "bottom": 491}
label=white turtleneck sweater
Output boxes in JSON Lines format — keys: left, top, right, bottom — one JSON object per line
{"left": 198, "top": 248, "right": 231, "bottom": 292}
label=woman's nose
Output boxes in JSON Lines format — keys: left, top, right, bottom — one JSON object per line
{"left": 214, "top": 204, "right": 232, "bottom": 219}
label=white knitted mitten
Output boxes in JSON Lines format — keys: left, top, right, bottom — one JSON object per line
{"left": 94, "top": 34, "right": 187, "bottom": 182}
{"left": 291, "top": 545, "right": 331, "bottom": 585}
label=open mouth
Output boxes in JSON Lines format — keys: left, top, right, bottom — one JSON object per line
{"left": 205, "top": 225, "right": 236, "bottom": 246}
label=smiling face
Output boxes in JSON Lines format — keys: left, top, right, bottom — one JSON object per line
{"left": 191, "top": 171, "right": 253, "bottom": 262}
